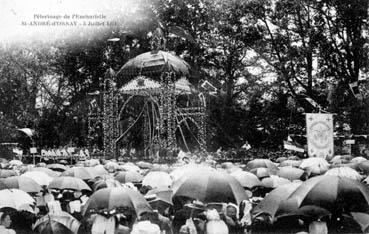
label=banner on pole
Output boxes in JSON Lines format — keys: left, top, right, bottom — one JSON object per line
{"left": 306, "top": 113, "right": 334, "bottom": 158}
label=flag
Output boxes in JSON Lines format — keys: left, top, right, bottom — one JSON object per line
{"left": 305, "top": 97, "right": 321, "bottom": 109}
{"left": 306, "top": 113, "right": 334, "bottom": 158}
{"left": 283, "top": 141, "right": 304, "bottom": 153}
{"left": 349, "top": 81, "right": 361, "bottom": 98}
{"left": 17, "top": 128, "right": 35, "bottom": 137}
{"left": 201, "top": 80, "right": 217, "bottom": 94}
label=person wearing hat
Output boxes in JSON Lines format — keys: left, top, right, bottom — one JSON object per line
{"left": 172, "top": 200, "right": 206, "bottom": 234}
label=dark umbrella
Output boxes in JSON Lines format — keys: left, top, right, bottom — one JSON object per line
{"left": 172, "top": 168, "right": 248, "bottom": 205}
{"left": 252, "top": 182, "right": 302, "bottom": 220}
{"left": 47, "top": 164, "right": 68, "bottom": 172}
{"left": 277, "top": 175, "right": 369, "bottom": 217}
{"left": 33, "top": 211, "right": 80, "bottom": 234}
{"left": 82, "top": 187, "right": 152, "bottom": 217}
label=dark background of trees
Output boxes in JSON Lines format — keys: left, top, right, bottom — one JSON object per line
{"left": 0, "top": 0, "right": 368, "bottom": 152}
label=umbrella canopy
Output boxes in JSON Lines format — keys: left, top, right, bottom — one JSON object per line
{"left": 120, "top": 163, "right": 141, "bottom": 172}
{"left": 261, "top": 175, "right": 291, "bottom": 188}
{"left": 358, "top": 161, "right": 369, "bottom": 174}
{"left": 1, "top": 176, "right": 42, "bottom": 193}
{"left": 48, "top": 176, "right": 91, "bottom": 191}
{"left": 104, "top": 161, "right": 120, "bottom": 172}
{"left": 33, "top": 211, "right": 80, "bottom": 234}
{"left": 136, "top": 161, "right": 153, "bottom": 169}
{"left": 246, "top": 159, "right": 278, "bottom": 173}
{"left": 277, "top": 175, "right": 369, "bottom": 216}
{"left": 82, "top": 187, "right": 152, "bottom": 216}
{"left": 93, "top": 179, "right": 122, "bottom": 191}
{"left": 117, "top": 50, "right": 191, "bottom": 80}
{"left": 325, "top": 167, "right": 362, "bottom": 181}
{"left": 349, "top": 212, "right": 369, "bottom": 233}
{"left": 170, "top": 164, "right": 213, "bottom": 182}
{"left": 250, "top": 167, "right": 272, "bottom": 179}
{"left": 300, "top": 158, "right": 329, "bottom": 175}
{"left": 114, "top": 171, "right": 143, "bottom": 184}
{"left": 252, "top": 182, "right": 302, "bottom": 220}
{"left": 277, "top": 167, "right": 305, "bottom": 181}
{"left": 29, "top": 167, "right": 60, "bottom": 177}
{"left": 0, "top": 189, "right": 35, "bottom": 210}
{"left": 21, "top": 171, "right": 53, "bottom": 186}
{"left": 172, "top": 168, "right": 248, "bottom": 205}
{"left": 47, "top": 164, "right": 68, "bottom": 172}
{"left": 279, "top": 160, "right": 302, "bottom": 168}
{"left": 9, "top": 159, "right": 23, "bottom": 167}
{"left": 351, "top": 157, "right": 368, "bottom": 164}
{"left": 142, "top": 171, "right": 172, "bottom": 189}
{"left": 62, "top": 167, "right": 98, "bottom": 180}
{"left": 0, "top": 169, "right": 17, "bottom": 178}
{"left": 146, "top": 188, "right": 173, "bottom": 213}
{"left": 94, "top": 165, "right": 109, "bottom": 176}
{"left": 230, "top": 170, "right": 261, "bottom": 189}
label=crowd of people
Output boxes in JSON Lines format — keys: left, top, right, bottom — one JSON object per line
{"left": 0, "top": 149, "right": 369, "bottom": 233}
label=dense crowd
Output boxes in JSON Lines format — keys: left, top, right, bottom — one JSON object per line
{"left": 0, "top": 150, "right": 369, "bottom": 233}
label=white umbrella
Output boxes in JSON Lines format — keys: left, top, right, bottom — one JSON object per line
{"left": 21, "top": 171, "right": 53, "bottom": 186}
{"left": 142, "top": 171, "right": 172, "bottom": 189}
{"left": 0, "top": 189, "right": 35, "bottom": 210}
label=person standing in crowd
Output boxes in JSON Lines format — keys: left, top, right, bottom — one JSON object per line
{"left": 0, "top": 212, "right": 16, "bottom": 234}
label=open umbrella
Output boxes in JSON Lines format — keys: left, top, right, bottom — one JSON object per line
{"left": 1, "top": 176, "right": 42, "bottom": 193}
{"left": 246, "top": 159, "right": 278, "bottom": 173}
{"left": 114, "top": 171, "right": 143, "bottom": 184}
{"left": 325, "top": 167, "right": 362, "bottom": 181}
{"left": 0, "top": 189, "right": 35, "bottom": 210}
{"left": 299, "top": 158, "right": 329, "bottom": 175}
{"left": 252, "top": 182, "right": 302, "bottom": 220}
{"left": 9, "top": 159, "right": 23, "bottom": 167}
{"left": 62, "top": 167, "right": 97, "bottom": 180}
{"left": 21, "top": 171, "right": 53, "bottom": 186}
{"left": 172, "top": 168, "right": 248, "bottom": 205}
{"left": 48, "top": 176, "right": 91, "bottom": 191}
{"left": 250, "top": 167, "right": 272, "bottom": 179}
{"left": 351, "top": 157, "right": 368, "bottom": 164}
{"left": 93, "top": 179, "right": 122, "bottom": 191}
{"left": 82, "top": 187, "right": 152, "bottom": 216}
{"left": 261, "top": 175, "right": 291, "bottom": 189}
{"left": 277, "top": 167, "right": 305, "bottom": 181}
{"left": 145, "top": 188, "right": 173, "bottom": 214}
{"left": 30, "top": 167, "right": 60, "bottom": 177}
{"left": 170, "top": 164, "right": 212, "bottom": 182}
{"left": 104, "top": 161, "right": 120, "bottom": 172}
{"left": 47, "top": 164, "right": 68, "bottom": 172}
{"left": 277, "top": 175, "right": 369, "bottom": 217}
{"left": 136, "top": 161, "right": 153, "bottom": 169}
{"left": 142, "top": 171, "right": 172, "bottom": 189}
{"left": 230, "top": 170, "right": 261, "bottom": 189}
{"left": 120, "top": 163, "right": 141, "bottom": 172}
{"left": 0, "top": 169, "right": 17, "bottom": 178}
{"left": 33, "top": 211, "right": 80, "bottom": 234}
{"left": 279, "top": 160, "right": 302, "bottom": 168}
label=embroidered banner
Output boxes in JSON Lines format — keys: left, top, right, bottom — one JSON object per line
{"left": 306, "top": 113, "right": 334, "bottom": 158}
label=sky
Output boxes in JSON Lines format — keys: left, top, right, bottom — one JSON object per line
{"left": 0, "top": 0, "right": 146, "bottom": 46}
